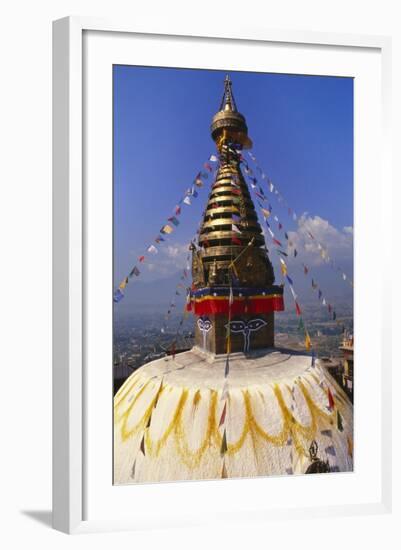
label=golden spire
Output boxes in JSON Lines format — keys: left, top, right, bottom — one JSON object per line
{"left": 191, "top": 76, "right": 274, "bottom": 290}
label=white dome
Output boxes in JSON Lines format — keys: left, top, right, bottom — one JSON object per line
{"left": 114, "top": 347, "right": 353, "bottom": 483}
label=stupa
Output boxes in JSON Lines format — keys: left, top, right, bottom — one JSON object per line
{"left": 113, "top": 76, "right": 353, "bottom": 484}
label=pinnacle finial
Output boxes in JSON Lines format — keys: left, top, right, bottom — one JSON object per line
{"left": 219, "top": 74, "right": 237, "bottom": 112}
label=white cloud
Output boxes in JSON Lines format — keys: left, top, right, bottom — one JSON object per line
{"left": 140, "top": 241, "right": 191, "bottom": 278}
{"left": 164, "top": 243, "right": 190, "bottom": 259}
{"left": 285, "top": 214, "right": 353, "bottom": 267}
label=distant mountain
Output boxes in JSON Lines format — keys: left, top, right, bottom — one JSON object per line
{"left": 115, "top": 271, "right": 189, "bottom": 317}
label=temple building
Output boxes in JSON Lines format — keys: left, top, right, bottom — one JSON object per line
{"left": 113, "top": 77, "right": 353, "bottom": 484}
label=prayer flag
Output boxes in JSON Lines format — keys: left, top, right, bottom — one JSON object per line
{"left": 183, "top": 196, "right": 192, "bottom": 205}
{"left": 294, "top": 248, "right": 298, "bottom": 257}
{"left": 269, "top": 181, "right": 274, "bottom": 193}
{"left": 286, "top": 275, "right": 293, "bottom": 286}
{"left": 232, "top": 224, "right": 241, "bottom": 233}
{"left": 337, "top": 411, "right": 344, "bottom": 431}
{"left": 220, "top": 429, "right": 228, "bottom": 456}
{"left": 219, "top": 402, "right": 227, "bottom": 427}
{"left": 147, "top": 245, "right": 158, "bottom": 254}
{"left": 119, "top": 277, "right": 128, "bottom": 290}
{"left": 160, "top": 224, "right": 174, "bottom": 235}
{"left": 113, "top": 289, "right": 124, "bottom": 303}
{"left": 298, "top": 317, "right": 305, "bottom": 332}
{"left": 328, "top": 388, "right": 335, "bottom": 410}
{"left": 232, "top": 235, "right": 242, "bottom": 246}
{"left": 221, "top": 381, "right": 229, "bottom": 401}
{"left": 139, "top": 255, "right": 145, "bottom": 263}
{"left": 140, "top": 434, "right": 146, "bottom": 455}
{"left": 273, "top": 238, "right": 282, "bottom": 247}
{"left": 281, "top": 264, "right": 287, "bottom": 276}
{"left": 175, "top": 205, "right": 181, "bottom": 215}
{"left": 284, "top": 232, "right": 289, "bottom": 240}
{"left": 303, "top": 265, "right": 308, "bottom": 275}
{"left": 318, "top": 290, "right": 322, "bottom": 300}
{"left": 209, "top": 154, "right": 218, "bottom": 162}
{"left": 224, "top": 356, "right": 230, "bottom": 378}
{"left": 289, "top": 285, "right": 297, "bottom": 301}
{"left": 295, "top": 301, "right": 302, "bottom": 316}
{"left": 278, "top": 222, "right": 283, "bottom": 230}
{"left": 305, "top": 331, "right": 311, "bottom": 350}
{"left": 204, "top": 162, "right": 213, "bottom": 172}
{"left": 168, "top": 216, "right": 180, "bottom": 226}
{"left": 129, "top": 266, "right": 140, "bottom": 277}
{"left": 232, "top": 188, "right": 241, "bottom": 195}
{"left": 278, "top": 250, "right": 288, "bottom": 257}
{"left": 261, "top": 208, "right": 271, "bottom": 218}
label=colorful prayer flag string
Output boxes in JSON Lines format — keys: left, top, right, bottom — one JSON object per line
{"left": 114, "top": 157, "right": 217, "bottom": 302}
{"left": 245, "top": 152, "right": 354, "bottom": 288}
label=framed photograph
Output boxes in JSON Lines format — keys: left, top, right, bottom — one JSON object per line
{"left": 53, "top": 17, "right": 392, "bottom": 534}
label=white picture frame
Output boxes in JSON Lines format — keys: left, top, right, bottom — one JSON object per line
{"left": 52, "top": 16, "right": 392, "bottom": 534}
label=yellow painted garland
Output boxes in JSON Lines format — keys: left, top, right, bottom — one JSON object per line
{"left": 114, "top": 371, "right": 343, "bottom": 471}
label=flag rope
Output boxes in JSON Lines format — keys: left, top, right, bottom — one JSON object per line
{"left": 245, "top": 152, "right": 354, "bottom": 289}
{"left": 114, "top": 158, "right": 217, "bottom": 303}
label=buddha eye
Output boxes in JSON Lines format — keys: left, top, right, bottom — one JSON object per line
{"left": 197, "top": 318, "right": 205, "bottom": 330}
{"left": 247, "top": 318, "right": 267, "bottom": 331}
{"left": 203, "top": 320, "right": 212, "bottom": 331}
{"left": 228, "top": 320, "right": 246, "bottom": 332}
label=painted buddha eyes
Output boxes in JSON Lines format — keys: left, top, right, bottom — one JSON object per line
{"left": 229, "top": 320, "right": 246, "bottom": 332}
{"left": 227, "top": 318, "right": 267, "bottom": 333}
{"left": 197, "top": 318, "right": 212, "bottom": 332}
{"left": 247, "top": 319, "right": 267, "bottom": 331}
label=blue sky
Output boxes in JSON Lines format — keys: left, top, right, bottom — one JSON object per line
{"left": 113, "top": 66, "right": 353, "bottom": 311}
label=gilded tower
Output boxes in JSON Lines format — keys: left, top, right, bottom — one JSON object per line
{"left": 188, "top": 76, "right": 284, "bottom": 354}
